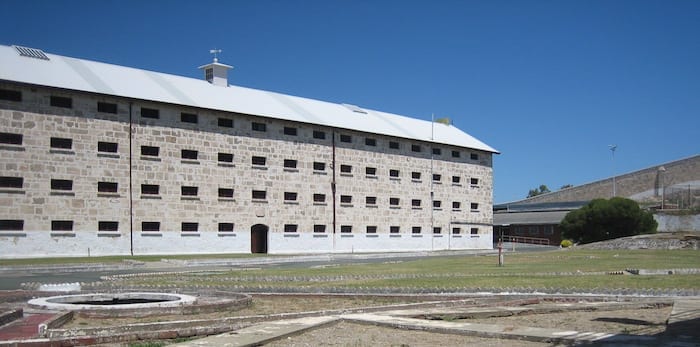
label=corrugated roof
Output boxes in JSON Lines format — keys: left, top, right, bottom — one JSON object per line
{"left": 494, "top": 201, "right": 589, "bottom": 212}
{"left": 493, "top": 210, "right": 570, "bottom": 225}
{"left": 0, "top": 45, "right": 498, "bottom": 153}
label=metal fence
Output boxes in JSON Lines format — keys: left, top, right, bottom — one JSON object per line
{"left": 661, "top": 185, "right": 700, "bottom": 210}
{"left": 501, "top": 235, "right": 550, "bottom": 246}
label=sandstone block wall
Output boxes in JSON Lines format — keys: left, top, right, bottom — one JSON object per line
{"left": 0, "top": 82, "right": 494, "bottom": 258}
{"left": 519, "top": 155, "right": 699, "bottom": 205}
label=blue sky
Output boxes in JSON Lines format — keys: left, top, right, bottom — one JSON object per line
{"left": 1, "top": 0, "right": 698, "bottom": 203}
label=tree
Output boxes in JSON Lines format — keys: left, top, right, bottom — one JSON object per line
{"left": 560, "top": 197, "right": 657, "bottom": 244}
{"left": 560, "top": 184, "right": 573, "bottom": 190}
{"left": 527, "top": 185, "right": 551, "bottom": 198}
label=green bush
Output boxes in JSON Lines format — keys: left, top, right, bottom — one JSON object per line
{"left": 560, "top": 239, "right": 573, "bottom": 248}
{"left": 560, "top": 197, "right": 657, "bottom": 244}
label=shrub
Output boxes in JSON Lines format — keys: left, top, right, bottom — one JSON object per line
{"left": 560, "top": 239, "right": 573, "bottom": 248}
{"left": 560, "top": 197, "right": 657, "bottom": 244}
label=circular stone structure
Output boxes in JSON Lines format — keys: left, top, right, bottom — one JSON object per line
{"left": 28, "top": 292, "right": 199, "bottom": 317}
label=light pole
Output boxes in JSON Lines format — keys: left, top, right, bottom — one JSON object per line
{"left": 609, "top": 145, "right": 617, "bottom": 197}
{"left": 658, "top": 166, "right": 666, "bottom": 210}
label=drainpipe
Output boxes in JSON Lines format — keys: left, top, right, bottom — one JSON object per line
{"left": 430, "top": 115, "right": 434, "bottom": 251}
{"left": 331, "top": 130, "right": 337, "bottom": 251}
{"left": 128, "top": 102, "right": 134, "bottom": 256}
{"left": 448, "top": 218, "right": 451, "bottom": 250}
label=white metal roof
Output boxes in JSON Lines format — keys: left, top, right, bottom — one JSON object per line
{"left": 0, "top": 45, "right": 498, "bottom": 153}
{"left": 494, "top": 210, "right": 570, "bottom": 225}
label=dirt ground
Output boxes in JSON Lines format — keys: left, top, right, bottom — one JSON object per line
{"left": 265, "top": 321, "right": 551, "bottom": 347}
{"left": 263, "top": 306, "right": 673, "bottom": 347}
{"left": 464, "top": 306, "right": 673, "bottom": 336}
{"left": 65, "top": 296, "right": 678, "bottom": 346}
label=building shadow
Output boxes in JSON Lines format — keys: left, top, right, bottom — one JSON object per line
{"left": 592, "top": 317, "right": 659, "bottom": 326}
{"left": 662, "top": 316, "right": 700, "bottom": 340}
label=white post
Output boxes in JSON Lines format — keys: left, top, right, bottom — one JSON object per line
{"left": 498, "top": 240, "right": 504, "bottom": 267}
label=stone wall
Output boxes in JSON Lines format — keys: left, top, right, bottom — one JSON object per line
{"left": 519, "top": 155, "right": 700, "bottom": 204}
{"left": 0, "top": 82, "right": 494, "bottom": 258}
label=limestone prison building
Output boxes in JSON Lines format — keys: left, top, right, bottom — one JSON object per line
{"left": 0, "top": 45, "right": 498, "bottom": 258}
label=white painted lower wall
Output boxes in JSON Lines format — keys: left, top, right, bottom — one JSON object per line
{"left": 654, "top": 213, "right": 700, "bottom": 232}
{"left": 0, "top": 230, "right": 493, "bottom": 258}
{"left": 0, "top": 232, "right": 132, "bottom": 258}
{"left": 131, "top": 232, "right": 250, "bottom": 256}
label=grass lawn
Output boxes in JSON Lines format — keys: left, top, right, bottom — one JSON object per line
{"left": 109, "top": 249, "right": 700, "bottom": 291}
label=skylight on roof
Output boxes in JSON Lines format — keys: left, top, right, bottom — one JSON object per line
{"left": 13, "top": 45, "right": 49, "bottom": 60}
{"left": 342, "top": 103, "right": 367, "bottom": 114}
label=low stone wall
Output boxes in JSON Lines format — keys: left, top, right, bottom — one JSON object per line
{"left": 579, "top": 233, "right": 699, "bottom": 250}
{"left": 36, "top": 293, "right": 253, "bottom": 319}
{"left": 38, "top": 312, "right": 74, "bottom": 338}
{"left": 45, "top": 312, "right": 73, "bottom": 330}
{"left": 0, "top": 309, "right": 22, "bottom": 327}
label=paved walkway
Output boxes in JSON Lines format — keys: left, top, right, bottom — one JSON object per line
{"left": 171, "top": 298, "right": 700, "bottom": 347}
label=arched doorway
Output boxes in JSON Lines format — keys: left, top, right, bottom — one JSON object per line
{"left": 250, "top": 224, "right": 268, "bottom": 254}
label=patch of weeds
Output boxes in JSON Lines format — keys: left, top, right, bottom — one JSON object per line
{"left": 171, "top": 336, "right": 196, "bottom": 343}
{"left": 128, "top": 342, "right": 165, "bottom": 347}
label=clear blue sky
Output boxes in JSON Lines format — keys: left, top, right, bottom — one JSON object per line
{"left": 1, "top": 0, "right": 698, "bottom": 203}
